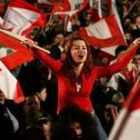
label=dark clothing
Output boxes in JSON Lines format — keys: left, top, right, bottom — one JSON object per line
{"left": 50, "top": 45, "right": 61, "bottom": 60}
{"left": 0, "top": 103, "right": 15, "bottom": 140}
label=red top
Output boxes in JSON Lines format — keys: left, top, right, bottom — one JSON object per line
{"left": 32, "top": 44, "right": 137, "bottom": 113}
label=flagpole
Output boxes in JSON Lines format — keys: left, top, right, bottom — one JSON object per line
{"left": 0, "top": 28, "right": 50, "bottom": 54}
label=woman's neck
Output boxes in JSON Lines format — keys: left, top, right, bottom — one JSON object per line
{"left": 73, "top": 63, "right": 84, "bottom": 78}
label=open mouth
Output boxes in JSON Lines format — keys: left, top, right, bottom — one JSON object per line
{"left": 78, "top": 54, "right": 84, "bottom": 59}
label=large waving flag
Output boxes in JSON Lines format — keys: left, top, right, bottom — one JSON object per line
{"left": 77, "top": 15, "right": 125, "bottom": 56}
{"left": 0, "top": 60, "right": 24, "bottom": 103}
{"left": 83, "top": 0, "right": 126, "bottom": 56}
{"left": 101, "top": 0, "right": 126, "bottom": 55}
{"left": 109, "top": 76, "right": 140, "bottom": 140}
{"left": 2, "top": 0, "right": 46, "bottom": 36}
{"left": 0, "top": 29, "right": 34, "bottom": 70}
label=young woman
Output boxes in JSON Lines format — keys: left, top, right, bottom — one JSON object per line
{"left": 26, "top": 36, "right": 140, "bottom": 140}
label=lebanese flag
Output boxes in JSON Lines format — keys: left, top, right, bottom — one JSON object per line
{"left": 2, "top": 0, "right": 46, "bottom": 36}
{"left": 0, "top": 60, "right": 24, "bottom": 103}
{"left": 109, "top": 76, "right": 140, "bottom": 140}
{"left": 77, "top": 15, "right": 125, "bottom": 56}
{"left": 89, "top": 0, "right": 102, "bottom": 22}
{"left": 52, "top": 0, "right": 88, "bottom": 17}
{"left": 0, "top": 29, "right": 34, "bottom": 70}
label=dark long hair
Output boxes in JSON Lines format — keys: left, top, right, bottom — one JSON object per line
{"left": 51, "top": 106, "right": 99, "bottom": 140}
{"left": 63, "top": 36, "right": 93, "bottom": 81}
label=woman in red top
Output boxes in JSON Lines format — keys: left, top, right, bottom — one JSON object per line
{"left": 28, "top": 36, "right": 140, "bottom": 140}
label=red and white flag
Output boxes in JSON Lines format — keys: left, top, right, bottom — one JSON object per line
{"left": 84, "top": 0, "right": 126, "bottom": 55}
{"left": 107, "top": 0, "right": 125, "bottom": 42}
{"left": 2, "top": 0, "right": 46, "bottom": 36}
{"left": 102, "top": 0, "right": 126, "bottom": 55}
{"left": 0, "top": 60, "right": 24, "bottom": 103}
{"left": 0, "top": 29, "right": 34, "bottom": 70}
{"left": 109, "top": 76, "right": 140, "bottom": 140}
{"left": 77, "top": 15, "right": 125, "bottom": 56}
{"left": 52, "top": 0, "right": 88, "bottom": 17}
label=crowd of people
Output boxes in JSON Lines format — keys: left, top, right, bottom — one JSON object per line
{"left": 0, "top": 0, "right": 140, "bottom": 140}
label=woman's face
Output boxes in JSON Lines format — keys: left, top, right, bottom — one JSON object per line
{"left": 70, "top": 40, "right": 88, "bottom": 64}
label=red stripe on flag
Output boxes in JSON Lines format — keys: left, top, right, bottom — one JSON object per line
{"left": 0, "top": 30, "right": 34, "bottom": 69}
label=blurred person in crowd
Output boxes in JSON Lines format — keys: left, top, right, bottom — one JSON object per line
{"left": 122, "top": 17, "right": 133, "bottom": 32}
{"left": 33, "top": 82, "right": 48, "bottom": 103}
{"left": 132, "top": 15, "right": 140, "bottom": 29}
{"left": 78, "top": 9, "right": 92, "bottom": 27}
{"left": 98, "top": 44, "right": 139, "bottom": 134}
{"left": 121, "top": 4, "right": 129, "bottom": 18}
{"left": 124, "top": 31, "right": 133, "bottom": 45}
{"left": 0, "top": 89, "right": 19, "bottom": 140}
{"left": 19, "top": 93, "right": 52, "bottom": 140}
{"left": 102, "top": 45, "right": 139, "bottom": 99}
{"left": 25, "top": 36, "right": 140, "bottom": 140}
{"left": 49, "top": 31, "right": 65, "bottom": 60}
{"left": 38, "top": 113, "right": 53, "bottom": 140}
{"left": 51, "top": 107, "right": 99, "bottom": 140}
{"left": 67, "top": 15, "right": 81, "bottom": 32}
{"left": 21, "top": 94, "right": 44, "bottom": 129}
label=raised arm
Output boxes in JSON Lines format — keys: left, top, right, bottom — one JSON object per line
{"left": 25, "top": 40, "right": 63, "bottom": 72}
{"left": 117, "top": 38, "right": 140, "bottom": 58}
{"left": 32, "top": 48, "right": 63, "bottom": 72}
{"left": 96, "top": 37, "right": 140, "bottom": 78}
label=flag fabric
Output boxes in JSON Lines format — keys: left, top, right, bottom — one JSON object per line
{"left": 2, "top": 0, "right": 46, "bottom": 36}
{"left": 37, "top": 0, "right": 53, "bottom": 5}
{"left": 77, "top": 15, "right": 125, "bottom": 56}
{"left": 91, "top": 47, "right": 114, "bottom": 65}
{"left": 0, "top": 29, "right": 34, "bottom": 70}
{"left": 0, "top": 60, "right": 24, "bottom": 103}
{"left": 84, "top": 0, "right": 126, "bottom": 55}
{"left": 52, "top": 0, "right": 88, "bottom": 17}
{"left": 0, "top": 3, "right": 5, "bottom": 13}
{"left": 89, "top": 0, "right": 102, "bottom": 22}
{"left": 107, "top": 0, "right": 126, "bottom": 43}
{"left": 108, "top": 76, "right": 140, "bottom": 140}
